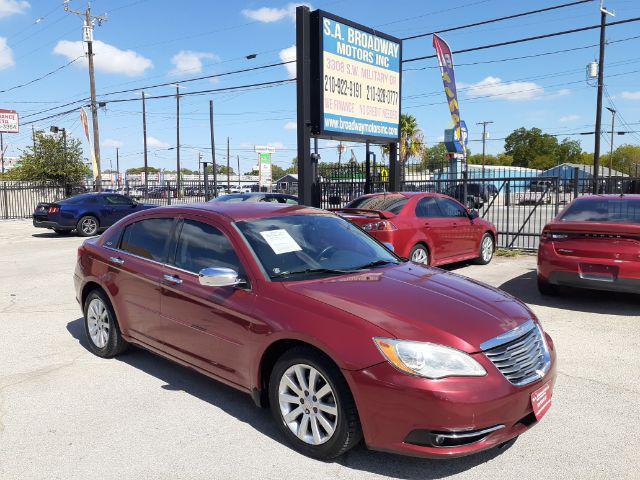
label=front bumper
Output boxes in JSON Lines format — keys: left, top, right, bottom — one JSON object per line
{"left": 538, "top": 241, "right": 640, "bottom": 294}
{"left": 344, "top": 340, "right": 557, "bottom": 458}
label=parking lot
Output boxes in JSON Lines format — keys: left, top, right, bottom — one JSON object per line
{"left": 1, "top": 219, "right": 639, "bottom": 480}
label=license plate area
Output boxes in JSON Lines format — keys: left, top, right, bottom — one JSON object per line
{"left": 531, "top": 382, "right": 552, "bottom": 421}
{"left": 579, "top": 263, "right": 618, "bottom": 282}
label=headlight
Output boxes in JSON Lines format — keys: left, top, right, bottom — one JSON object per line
{"left": 373, "top": 338, "right": 486, "bottom": 379}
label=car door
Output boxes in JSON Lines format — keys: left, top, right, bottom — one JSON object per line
{"left": 159, "top": 216, "right": 257, "bottom": 387}
{"left": 436, "top": 197, "right": 476, "bottom": 256}
{"left": 414, "top": 196, "right": 452, "bottom": 261}
{"left": 103, "top": 194, "right": 137, "bottom": 226}
{"left": 109, "top": 217, "right": 176, "bottom": 344}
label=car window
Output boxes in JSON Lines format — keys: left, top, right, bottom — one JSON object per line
{"left": 437, "top": 198, "right": 468, "bottom": 218}
{"left": 216, "top": 194, "right": 247, "bottom": 202}
{"left": 347, "top": 194, "right": 408, "bottom": 214}
{"left": 61, "top": 194, "right": 96, "bottom": 205}
{"left": 415, "top": 197, "right": 444, "bottom": 218}
{"left": 260, "top": 196, "right": 280, "bottom": 203}
{"left": 561, "top": 198, "right": 640, "bottom": 223}
{"left": 105, "top": 194, "right": 132, "bottom": 205}
{"left": 120, "top": 218, "right": 174, "bottom": 261}
{"left": 173, "top": 220, "right": 244, "bottom": 274}
{"left": 102, "top": 228, "right": 122, "bottom": 249}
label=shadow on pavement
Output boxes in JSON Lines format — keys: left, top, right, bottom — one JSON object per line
{"left": 499, "top": 268, "right": 640, "bottom": 315}
{"left": 31, "top": 232, "right": 70, "bottom": 238}
{"left": 66, "top": 317, "right": 511, "bottom": 479}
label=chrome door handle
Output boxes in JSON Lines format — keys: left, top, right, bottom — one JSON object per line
{"left": 163, "top": 274, "right": 183, "bottom": 285}
{"left": 109, "top": 256, "right": 124, "bottom": 265}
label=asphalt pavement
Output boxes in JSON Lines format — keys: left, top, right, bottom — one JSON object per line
{"left": 1, "top": 219, "right": 639, "bottom": 480}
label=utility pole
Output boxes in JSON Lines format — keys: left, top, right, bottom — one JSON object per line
{"left": 592, "top": 2, "right": 615, "bottom": 193}
{"left": 175, "top": 84, "right": 181, "bottom": 198}
{"left": 116, "top": 147, "right": 120, "bottom": 189}
{"left": 209, "top": 100, "right": 218, "bottom": 198}
{"left": 477, "top": 120, "right": 493, "bottom": 179}
{"left": 1, "top": 133, "right": 7, "bottom": 220}
{"left": 142, "top": 91, "right": 148, "bottom": 192}
{"left": 31, "top": 125, "right": 36, "bottom": 152}
{"left": 226, "top": 137, "right": 230, "bottom": 192}
{"left": 64, "top": 1, "right": 107, "bottom": 191}
{"left": 237, "top": 154, "right": 241, "bottom": 188}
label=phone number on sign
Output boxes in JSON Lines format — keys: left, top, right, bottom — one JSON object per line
{"left": 324, "top": 75, "right": 362, "bottom": 98}
{"left": 366, "top": 86, "right": 398, "bottom": 106}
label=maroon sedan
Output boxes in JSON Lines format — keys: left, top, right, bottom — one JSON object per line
{"left": 538, "top": 194, "right": 640, "bottom": 295}
{"left": 335, "top": 192, "right": 497, "bottom": 266}
{"left": 75, "top": 202, "right": 555, "bottom": 460}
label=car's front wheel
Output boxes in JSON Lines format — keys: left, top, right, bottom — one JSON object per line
{"left": 77, "top": 215, "right": 99, "bottom": 237}
{"left": 269, "top": 347, "right": 362, "bottom": 460}
{"left": 83, "top": 290, "right": 128, "bottom": 358}
{"left": 474, "top": 233, "right": 495, "bottom": 265}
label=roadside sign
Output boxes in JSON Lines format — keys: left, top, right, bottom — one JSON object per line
{"left": 255, "top": 145, "right": 276, "bottom": 154}
{"left": 0, "top": 109, "right": 19, "bottom": 133}
{"left": 258, "top": 152, "right": 272, "bottom": 189}
{"left": 311, "top": 11, "right": 402, "bottom": 142}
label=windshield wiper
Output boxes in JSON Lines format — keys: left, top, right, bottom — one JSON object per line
{"left": 270, "top": 267, "right": 354, "bottom": 279}
{"left": 353, "top": 259, "right": 399, "bottom": 270}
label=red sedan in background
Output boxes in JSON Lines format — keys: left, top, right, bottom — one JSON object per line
{"left": 75, "top": 202, "right": 555, "bottom": 460}
{"left": 335, "top": 192, "right": 497, "bottom": 267}
{"left": 538, "top": 194, "right": 640, "bottom": 295}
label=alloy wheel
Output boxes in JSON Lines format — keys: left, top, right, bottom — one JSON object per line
{"left": 278, "top": 364, "right": 338, "bottom": 446}
{"left": 86, "top": 298, "right": 110, "bottom": 348}
{"left": 482, "top": 236, "right": 494, "bottom": 262}
{"left": 81, "top": 218, "right": 98, "bottom": 235}
{"left": 411, "top": 247, "right": 429, "bottom": 265}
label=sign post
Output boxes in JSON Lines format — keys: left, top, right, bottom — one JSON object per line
{"left": 255, "top": 145, "right": 275, "bottom": 193}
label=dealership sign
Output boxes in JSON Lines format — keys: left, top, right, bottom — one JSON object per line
{"left": 312, "top": 11, "right": 401, "bottom": 142}
{"left": 0, "top": 109, "right": 19, "bottom": 134}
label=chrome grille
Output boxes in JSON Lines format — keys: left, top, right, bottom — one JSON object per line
{"left": 482, "top": 320, "right": 551, "bottom": 387}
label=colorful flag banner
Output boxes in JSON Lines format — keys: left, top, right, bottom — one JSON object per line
{"left": 433, "top": 34, "right": 462, "bottom": 143}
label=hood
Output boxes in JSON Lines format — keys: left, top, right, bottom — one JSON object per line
{"left": 283, "top": 263, "right": 534, "bottom": 353}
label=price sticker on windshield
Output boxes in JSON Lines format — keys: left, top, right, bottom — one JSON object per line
{"left": 260, "top": 229, "right": 302, "bottom": 255}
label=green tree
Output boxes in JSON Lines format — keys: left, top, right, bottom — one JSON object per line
{"left": 555, "top": 138, "right": 583, "bottom": 165}
{"left": 8, "top": 130, "right": 89, "bottom": 183}
{"left": 126, "top": 166, "right": 160, "bottom": 174}
{"left": 504, "top": 127, "right": 558, "bottom": 168}
{"left": 421, "top": 143, "right": 448, "bottom": 171}
{"left": 382, "top": 114, "right": 425, "bottom": 163}
{"left": 608, "top": 144, "right": 640, "bottom": 175}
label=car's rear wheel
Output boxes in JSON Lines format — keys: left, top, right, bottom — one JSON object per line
{"left": 474, "top": 233, "right": 495, "bottom": 265}
{"left": 537, "top": 275, "right": 558, "bottom": 296}
{"left": 269, "top": 347, "right": 362, "bottom": 460}
{"left": 410, "top": 244, "right": 430, "bottom": 265}
{"left": 77, "top": 215, "right": 99, "bottom": 237}
{"left": 83, "top": 290, "right": 128, "bottom": 358}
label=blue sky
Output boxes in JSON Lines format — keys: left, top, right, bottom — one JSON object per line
{"left": 1, "top": 0, "right": 639, "bottom": 174}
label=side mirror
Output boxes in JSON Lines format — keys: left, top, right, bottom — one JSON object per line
{"left": 383, "top": 242, "right": 395, "bottom": 252}
{"left": 468, "top": 209, "right": 479, "bottom": 219}
{"left": 198, "top": 267, "right": 243, "bottom": 287}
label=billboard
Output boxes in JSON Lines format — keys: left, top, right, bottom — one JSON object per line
{"left": 313, "top": 11, "right": 401, "bottom": 142}
{"left": 0, "top": 109, "right": 19, "bottom": 134}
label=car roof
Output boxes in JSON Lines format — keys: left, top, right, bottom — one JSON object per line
{"left": 573, "top": 194, "right": 640, "bottom": 201}
{"left": 147, "top": 202, "right": 324, "bottom": 222}
{"left": 353, "top": 192, "right": 444, "bottom": 199}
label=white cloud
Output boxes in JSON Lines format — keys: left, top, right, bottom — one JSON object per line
{"left": 271, "top": 142, "right": 286, "bottom": 150}
{"left": 559, "top": 114, "right": 579, "bottom": 123}
{"left": 103, "top": 139, "right": 123, "bottom": 149}
{"left": 53, "top": 40, "right": 152, "bottom": 77}
{"left": 170, "top": 50, "right": 218, "bottom": 76}
{"left": 621, "top": 91, "right": 640, "bottom": 100}
{"left": 241, "top": 3, "right": 310, "bottom": 23}
{"left": 0, "top": 0, "right": 29, "bottom": 19}
{"left": 283, "top": 121, "right": 296, "bottom": 130}
{"left": 463, "top": 76, "right": 544, "bottom": 101}
{"left": 279, "top": 45, "right": 296, "bottom": 78}
{"left": 0, "top": 37, "right": 14, "bottom": 70}
{"left": 147, "top": 136, "right": 170, "bottom": 149}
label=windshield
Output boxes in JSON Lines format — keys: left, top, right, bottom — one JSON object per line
{"left": 347, "top": 194, "right": 408, "bottom": 214}
{"left": 236, "top": 214, "right": 400, "bottom": 281}
{"left": 216, "top": 194, "right": 253, "bottom": 202}
{"left": 560, "top": 197, "right": 640, "bottom": 223}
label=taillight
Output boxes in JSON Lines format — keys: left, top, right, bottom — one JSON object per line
{"left": 363, "top": 220, "right": 397, "bottom": 232}
{"left": 541, "top": 231, "right": 568, "bottom": 241}
{"left": 48, "top": 206, "right": 60, "bottom": 214}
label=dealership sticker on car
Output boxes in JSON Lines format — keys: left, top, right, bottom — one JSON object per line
{"left": 260, "top": 229, "right": 302, "bottom": 255}
{"left": 531, "top": 382, "right": 552, "bottom": 421}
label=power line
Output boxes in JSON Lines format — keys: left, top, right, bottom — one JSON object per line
{"left": 403, "top": 16, "right": 640, "bottom": 63}
{"left": 401, "top": 0, "right": 596, "bottom": 41}
{"left": 0, "top": 56, "right": 83, "bottom": 94}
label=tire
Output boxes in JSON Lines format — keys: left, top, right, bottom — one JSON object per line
{"left": 474, "top": 233, "right": 495, "bottom": 265}
{"left": 77, "top": 215, "right": 99, "bottom": 237}
{"left": 537, "top": 275, "right": 558, "bottom": 296}
{"left": 269, "top": 347, "right": 362, "bottom": 460}
{"left": 409, "top": 244, "right": 430, "bottom": 265}
{"left": 53, "top": 228, "right": 71, "bottom": 235}
{"left": 83, "top": 289, "right": 129, "bottom": 358}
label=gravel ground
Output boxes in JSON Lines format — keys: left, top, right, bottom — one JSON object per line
{"left": 1, "top": 219, "right": 639, "bottom": 480}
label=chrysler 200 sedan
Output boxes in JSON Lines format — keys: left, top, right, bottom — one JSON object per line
{"left": 74, "top": 202, "right": 556, "bottom": 460}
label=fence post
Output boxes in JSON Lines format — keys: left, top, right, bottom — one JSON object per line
{"left": 505, "top": 181, "right": 511, "bottom": 247}
{"left": 554, "top": 176, "right": 560, "bottom": 216}
{"left": 573, "top": 167, "right": 579, "bottom": 199}
{"left": 166, "top": 180, "right": 172, "bottom": 206}
{"left": 204, "top": 163, "right": 210, "bottom": 201}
